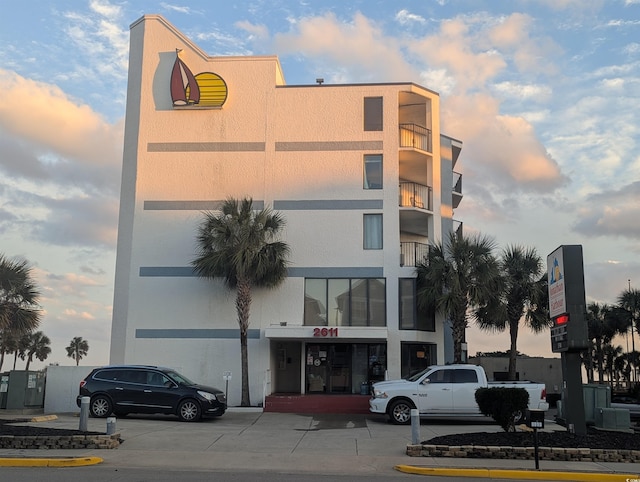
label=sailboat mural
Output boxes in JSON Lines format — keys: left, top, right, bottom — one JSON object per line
{"left": 171, "top": 51, "right": 200, "bottom": 106}
{"left": 170, "top": 50, "right": 228, "bottom": 108}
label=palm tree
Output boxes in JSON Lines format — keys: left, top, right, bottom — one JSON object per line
{"left": 23, "top": 331, "right": 51, "bottom": 370}
{"left": 192, "top": 198, "right": 290, "bottom": 406}
{"left": 415, "top": 232, "right": 500, "bottom": 363}
{"left": 586, "top": 304, "right": 631, "bottom": 383}
{"left": 66, "top": 336, "right": 89, "bottom": 366}
{"left": 0, "top": 331, "right": 19, "bottom": 371}
{"left": 0, "top": 255, "right": 42, "bottom": 356}
{"left": 475, "top": 245, "right": 550, "bottom": 380}
{"left": 618, "top": 288, "right": 640, "bottom": 386}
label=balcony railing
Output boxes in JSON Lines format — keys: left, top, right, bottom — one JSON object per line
{"left": 399, "top": 182, "right": 432, "bottom": 211}
{"left": 453, "top": 220, "right": 463, "bottom": 238}
{"left": 400, "top": 242, "right": 429, "bottom": 267}
{"left": 399, "top": 123, "right": 432, "bottom": 152}
{"left": 453, "top": 171, "right": 462, "bottom": 194}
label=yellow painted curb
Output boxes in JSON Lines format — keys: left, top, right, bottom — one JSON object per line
{"left": 394, "top": 465, "right": 640, "bottom": 481}
{"left": 0, "top": 456, "right": 103, "bottom": 467}
{"left": 29, "top": 415, "right": 58, "bottom": 422}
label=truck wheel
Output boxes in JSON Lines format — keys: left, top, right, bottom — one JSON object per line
{"left": 513, "top": 410, "right": 524, "bottom": 424}
{"left": 389, "top": 399, "right": 413, "bottom": 425}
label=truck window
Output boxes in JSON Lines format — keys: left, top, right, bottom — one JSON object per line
{"left": 428, "top": 369, "right": 452, "bottom": 383}
{"left": 454, "top": 369, "right": 478, "bottom": 383}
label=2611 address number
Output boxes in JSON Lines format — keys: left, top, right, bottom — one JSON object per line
{"left": 313, "top": 327, "right": 338, "bottom": 337}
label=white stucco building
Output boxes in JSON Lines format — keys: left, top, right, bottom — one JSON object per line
{"left": 110, "top": 15, "right": 464, "bottom": 407}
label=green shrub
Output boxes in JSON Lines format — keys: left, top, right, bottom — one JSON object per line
{"left": 475, "top": 387, "right": 529, "bottom": 432}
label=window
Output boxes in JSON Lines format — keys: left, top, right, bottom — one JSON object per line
{"left": 401, "top": 343, "right": 436, "bottom": 378}
{"left": 454, "top": 369, "right": 478, "bottom": 384}
{"left": 363, "top": 154, "right": 382, "bottom": 189}
{"left": 399, "top": 278, "right": 435, "bottom": 331}
{"left": 363, "top": 214, "right": 382, "bottom": 249}
{"left": 304, "top": 278, "right": 386, "bottom": 327}
{"left": 428, "top": 369, "right": 452, "bottom": 383}
{"left": 364, "top": 97, "right": 383, "bottom": 131}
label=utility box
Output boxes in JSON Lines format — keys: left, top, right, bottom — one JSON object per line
{"left": 0, "top": 373, "right": 9, "bottom": 409}
{"left": 527, "top": 409, "right": 545, "bottom": 429}
{"left": 3, "top": 370, "right": 46, "bottom": 410}
{"left": 595, "top": 408, "right": 631, "bottom": 431}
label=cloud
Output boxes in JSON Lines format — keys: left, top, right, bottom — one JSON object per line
{"left": 0, "top": 70, "right": 123, "bottom": 175}
{"left": 442, "top": 93, "right": 566, "bottom": 193}
{"left": 574, "top": 182, "right": 640, "bottom": 240}
{"left": 161, "top": 3, "right": 194, "bottom": 15}
{"left": 272, "top": 12, "right": 417, "bottom": 82}
{"left": 0, "top": 70, "right": 122, "bottom": 249}
{"left": 395, "top": 9, "right": 426, "bottom": 26}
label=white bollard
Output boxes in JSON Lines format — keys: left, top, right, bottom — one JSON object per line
{"left": 79, "top": 396, "right": 90, "bottom": 432}
{"left": 410, "top": 408, "right": 420, "bottom": 444}
{"left": 106, "top": 416, "right": 116, "bottom": 435}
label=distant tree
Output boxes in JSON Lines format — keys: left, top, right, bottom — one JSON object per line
{"left": 618, "top": 288, "right": 640, "bottom": 385}
{"left": 0, "top": 331, "right": 19, "bottom": 371}
{"left": 22, "top": 331, "right": 51, "bottom": 370}
{"left": 192, "top": 198, "right": 290, "bottom": 407}
{"left": 66, "top": 337, "right": 89, "bottom": 366}
{"left": 416, "top": 232, "right": 500, "bottom": 363}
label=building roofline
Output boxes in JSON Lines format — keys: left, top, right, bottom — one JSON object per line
{"left": 277, "top": 82, "right": 439, "bottom": 96}
{"left": 130, "top": 14, "right": 285, "bottom": 81}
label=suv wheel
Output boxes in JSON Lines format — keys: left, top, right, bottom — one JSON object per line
{"left": 90, "top": 395, "right": 112, "bottom": 418}
{"left": 178, "top": 399, "right": 202, "bottom": 422}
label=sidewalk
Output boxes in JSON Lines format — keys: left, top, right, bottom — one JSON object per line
{"left": 1, "top": 409, "right": 640, "bottom": 480}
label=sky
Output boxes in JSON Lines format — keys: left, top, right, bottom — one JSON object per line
{"left": 0, "top": 0, "right": 639, "bottom": 370}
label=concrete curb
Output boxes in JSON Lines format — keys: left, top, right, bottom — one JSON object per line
{"left": 394, "top": 464, "right": 640, "bottom": 481}
{"left": 0, "top": 456, "right": 103, "bottom": 467}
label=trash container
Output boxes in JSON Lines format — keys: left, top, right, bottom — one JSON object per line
{"left": 360, "top": 382, "right": 369, "bottom": 395}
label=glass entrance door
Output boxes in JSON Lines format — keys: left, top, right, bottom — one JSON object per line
{"left": 305, "top": 343, "right": 386, "bottom": 394}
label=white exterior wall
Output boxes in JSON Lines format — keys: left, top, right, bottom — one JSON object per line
{"left": 111, "top": 15, "right": 459, "bottom": 406}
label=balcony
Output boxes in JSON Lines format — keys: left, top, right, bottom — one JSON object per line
{"left": 400, "top": 242, "right": 429, "bottom": 267}
{"left": 453, "top": 171, "right": 463, "bottom": 209}
{"left": 399, "top": 123, "right": 431, "bottom": 152}
{"left": 399, "top": 182, "right": 432, "bottom": 210}
{"left": 399, "top": 182, "right": 431, "bottom": 237}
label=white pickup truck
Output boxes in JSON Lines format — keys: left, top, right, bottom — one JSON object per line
{"left": 370, "top": 364, "right": 548, "bottom": 424}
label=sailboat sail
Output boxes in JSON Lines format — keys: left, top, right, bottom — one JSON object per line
{"left": 170, "top": 55, "right": 200, "bottom": 106}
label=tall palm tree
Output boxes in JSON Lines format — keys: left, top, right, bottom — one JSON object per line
{"left": 192, "top": 198, "right": 290, "bottom": 406}
{"left": 0, "top": 254, "right": 42, "bottom": 344}
{"left": 23, "top": 331, "right": 51, "bottom": 370}
{"left": 415, "top": 232, "right": 500, "bottom": 363}
{"left": 475, "top": 245, "right": 550, "bottom": 380}
{"left": 66, "top": 336, "right": 89, "bottom": 366}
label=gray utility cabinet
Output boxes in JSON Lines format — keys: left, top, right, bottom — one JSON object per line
{"left": 0, "top": 370, "right": 46, "bottom": 410}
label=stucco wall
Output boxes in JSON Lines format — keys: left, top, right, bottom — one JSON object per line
{"left": 43, "top": 365, "right": 99, "bottom": 414}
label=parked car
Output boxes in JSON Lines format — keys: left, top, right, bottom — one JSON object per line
{"left": 370, "top": 364, "right": 548, "bottom": 424}
{"left": 76, "top": 365, "right": 226, "bottom": 422}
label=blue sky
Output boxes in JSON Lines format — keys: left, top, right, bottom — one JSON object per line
{"left": 1, "top": 0, "right": 639, "bottom": 368}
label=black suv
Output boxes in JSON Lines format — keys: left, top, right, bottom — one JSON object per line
{"left": 76, "top": 365, "right": 226, "bottom": 422}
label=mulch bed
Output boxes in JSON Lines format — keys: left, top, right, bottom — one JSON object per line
{"left": 424, "top": 427, "right": 640, "bottom": 450}
{"left": 0, "top": 418, "right": 102, "bottom": 436}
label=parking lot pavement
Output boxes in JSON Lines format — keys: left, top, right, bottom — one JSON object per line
{"left": 2, "top": 410, "right": 640, "bottom": 479}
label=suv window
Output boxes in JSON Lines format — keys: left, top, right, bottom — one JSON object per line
{"left": 121, "top": 369, "right": 147, "bottom": 384}
{"left": 94, "top": 369, "right": 126, "bottom": 381}
{"left": 147, "top": 371, "right": 170, "bottom": 386}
